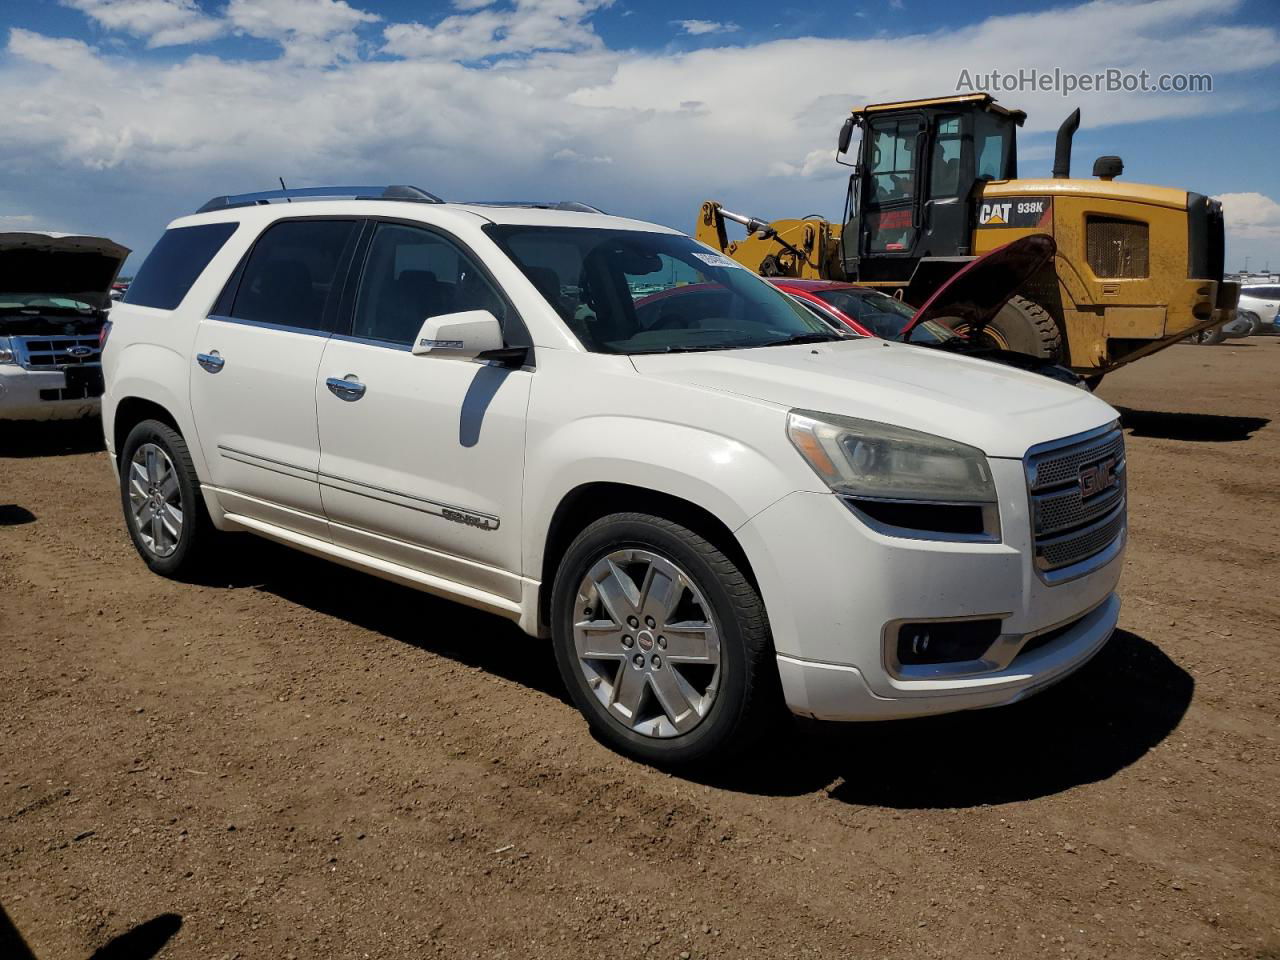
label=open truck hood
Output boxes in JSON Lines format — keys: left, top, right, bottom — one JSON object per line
{"left": 902, "top": 234, "right": 1055, "bottom": 338}
{"left": 0, "top": 232, "right": 131, "bottom": 311}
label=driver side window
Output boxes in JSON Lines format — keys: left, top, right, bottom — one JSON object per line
{"left": 352, "top": 223, "right": 506, "bottom": 347}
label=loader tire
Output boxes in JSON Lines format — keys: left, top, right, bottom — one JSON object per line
{"left": 950, "top": 295, "right": 1061, "bottom": 360}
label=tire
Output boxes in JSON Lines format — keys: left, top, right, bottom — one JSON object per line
{"left": 550, "top": 512, "right": 778, "bottom": 767}
{"left": 950, "top": 295, "right": 1062, "bottom": 360}
{"left": 119, "top": 419, "right": 215, "bottom": 578}
{"left": 1190, "top": 325, "right": 1226, "bottom": 345}
{"left": 1240, "top": 311, "right": 1262, "bottom": 337}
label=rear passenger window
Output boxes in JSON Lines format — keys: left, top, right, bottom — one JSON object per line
{"left": 229, "top": 219, "right": 358, "bottom": 332}
{"left": 124, "top": 222, "right": 238, "bottom": 310}
{"left": 351, "top": 223, "right": 507, "bottom": 346}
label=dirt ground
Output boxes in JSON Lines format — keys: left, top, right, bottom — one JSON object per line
{"left": 1, "top": 340, "right": 1277, "bottom": 960}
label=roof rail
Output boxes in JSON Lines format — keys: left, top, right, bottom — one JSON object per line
{"left": 461, "top": 200, "right": 607, "bottom": 215}
{"left": 196, "top": 184, "right": 443, "bottom": 213}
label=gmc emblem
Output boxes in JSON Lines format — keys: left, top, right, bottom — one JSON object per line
{"left": 1079, "top": 457, "right": 1118, "bottom": 498}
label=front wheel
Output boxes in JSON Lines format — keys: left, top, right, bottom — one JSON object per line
{"left": 119, "top": 419, "right": 215, "bottom": 578}
{"left": 949, "top": 295, "right": 1063, "bottom": 360}
{"left": 550, "top": 513, "right": 778, "bottom": 766}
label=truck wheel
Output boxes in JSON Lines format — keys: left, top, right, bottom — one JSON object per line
{"left": 550, "top": 512, "right": 778, "bottom": 767}
{"left": 1240, "top": 311, "right": 1262, "bottom": 336}
{"left": 990, "top": 295, "right": 1062, "bottom": 359}
{"left": 119, "top": 419, "right": 215, "bottom": 578}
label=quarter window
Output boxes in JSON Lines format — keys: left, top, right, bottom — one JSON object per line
{"left": 228, "top": 219, "right": 358, "bottom": 332}
{"left": 124, "top": 222, "right": 238, "bottom": 310}
{"left": 351, "top": 223, "right": 506, "bottom": 346}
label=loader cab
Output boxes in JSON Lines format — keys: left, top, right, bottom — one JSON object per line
{"left": 841, "top": 94, "right": 1025, "bottom": 288}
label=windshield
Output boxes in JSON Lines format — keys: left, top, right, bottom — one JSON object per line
{"left": 813, "top": 288, "right": 955, "bottom": 344}
{"left": 0, "top": 293, "right": 96, "bottom": 313}
{"left": 485, "top": 225, "right": 840, "bottom": 353}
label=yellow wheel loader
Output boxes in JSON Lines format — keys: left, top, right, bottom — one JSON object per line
{"left": 696, "top": 94, "right": 1239, "bottom": 381}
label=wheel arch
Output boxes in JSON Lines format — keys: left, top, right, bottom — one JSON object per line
{"left": 537, "top": 481, "right": 761, "bottom": 633}
{"left": 105, "top": 342, "right": 206, "bottom": 473}
{"left": 113, "top": 396, "right": 182, "bottom": 465}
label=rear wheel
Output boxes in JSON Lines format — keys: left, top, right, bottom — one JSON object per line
{"left": 1240, "top": 311, "right": 1262, "bottom": 336}
{"left": 950, "top": 295, "right": 1062, "bottom": 359}
{"left": 119, "top": 419, "right": 215, "bottom": 578}
{"left": 551, "top": 512, "right": 777, "bottom": 766}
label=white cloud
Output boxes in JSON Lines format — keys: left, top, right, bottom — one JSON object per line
{"left": 60, "top": 0, "right": 224, "bottom": 48}
{"left": 0, "top": 214, "right": 38, "bottom": 229}
{"left": 675, "top": 20, "right": 741, "bottom": 36}
{"left": 1214, "top": 192, "right": 1280, "bottom": 241}
{"left": 2, "top": 0, "right": 1279, "bottom": 265}
{"left": 384, "top": 0, "right": 612, "bottom": 60}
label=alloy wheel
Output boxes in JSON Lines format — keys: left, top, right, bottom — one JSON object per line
{"left": 572, "top": 549, "right": 722, "bottom": 738}
{"left": 128, "top": 442, "right": 184, "bottom": 558}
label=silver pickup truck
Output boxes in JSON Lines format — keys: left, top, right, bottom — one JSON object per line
{"left": 0, "top": 232, "right": 129, "bottom": 420}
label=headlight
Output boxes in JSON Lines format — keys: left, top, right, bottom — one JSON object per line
{"left": 787, "top": 409, "right": 998, "bottom": 539}
{"left": 0, "top": 336, "right": 16, "bottom": 365}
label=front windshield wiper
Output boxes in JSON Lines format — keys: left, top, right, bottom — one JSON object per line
{"left": 753, "top": 332, "right": 845, "bottom": 347}
{"left": 626, "top": 344, "right": 732, "bottom": 355}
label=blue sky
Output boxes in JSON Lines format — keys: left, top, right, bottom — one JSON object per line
{"left": 2, "top": 0, "right": 1278, "bottom": 272}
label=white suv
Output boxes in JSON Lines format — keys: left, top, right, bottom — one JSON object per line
{"left": 102, "top": 186, "right": 1127, "bottom": 765}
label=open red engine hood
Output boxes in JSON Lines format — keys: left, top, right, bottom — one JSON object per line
{"left": 901, "top": 234, "right": 1056, "bottom": 339}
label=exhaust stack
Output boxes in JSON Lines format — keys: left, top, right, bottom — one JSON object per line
{"left": 1052, "top": 108, "right": 1081, "bottom": 179}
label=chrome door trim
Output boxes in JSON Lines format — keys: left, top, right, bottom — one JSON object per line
{"left": 196, "top": 351, "right": 225, "bottom": 373}
{"left": 216, "top": 444, "right": 318, "bottom": 482}
{"left": 317, "top": 471, "right": 500, "bottom": 531}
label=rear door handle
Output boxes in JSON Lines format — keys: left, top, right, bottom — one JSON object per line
{"left": 326, "top": 376, "right": 366, "bottom": 402}
{"left": 196, "top": 351, "right": 224, "bottom": 373}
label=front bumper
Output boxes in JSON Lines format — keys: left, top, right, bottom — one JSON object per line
{"left": 736, "top": 456, "right": 1125, "bottom": 722}
{"left": 0, "top": 366, "right": 101, "bottom": 421}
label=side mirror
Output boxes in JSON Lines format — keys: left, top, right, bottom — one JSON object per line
{"left": 412, "top": 310, "right": 504, "bottom": 359}
{"left": 837, "top": 117, "right": 855, "bottom": 155}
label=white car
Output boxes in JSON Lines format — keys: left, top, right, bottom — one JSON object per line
{"left": 101, "top": 186, "right": 1127, "bottom": 765}
{"left": 0, "top": 232, "right": 129, "bottom": 420}
{"left": 1237, "top": 284, "right": 1279, "bottom": 335}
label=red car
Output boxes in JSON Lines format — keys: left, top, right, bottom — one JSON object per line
{"left": 766, "top": 278, "right": 956, "bottom": 343}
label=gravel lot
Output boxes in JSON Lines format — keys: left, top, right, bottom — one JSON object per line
{"left": 2, "top": 340, "right": 1277, "bottom": 960}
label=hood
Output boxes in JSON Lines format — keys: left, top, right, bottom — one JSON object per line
{"left": 902, "top": 234, "right": 1055, "bottom": 338}
{"left": 630, "top": 338, "right": 1117, "bottom": 459}
{"left": 0, "top": 232, "right": 131, "bottom": 310}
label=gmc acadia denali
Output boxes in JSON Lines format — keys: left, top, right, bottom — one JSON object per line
{"left": 102, "top": 185, "right": 1127, "bottom": 765}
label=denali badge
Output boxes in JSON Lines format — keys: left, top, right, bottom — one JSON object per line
{"left": 441, "top": 507, "right": 499, "bottom": 531}
{"left": 1079, "top": 457, "right": 1117, "bottom": 498}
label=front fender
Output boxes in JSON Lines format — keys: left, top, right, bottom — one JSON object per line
{"left": 523, "top": 413, "right": 806, "bottom": 578}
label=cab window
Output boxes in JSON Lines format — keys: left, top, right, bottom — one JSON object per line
{"left": 868, "top": 118, "right": 921, "bottom": 203}
{"left": 930, "top": 116, "right": 963, "bottom": 197}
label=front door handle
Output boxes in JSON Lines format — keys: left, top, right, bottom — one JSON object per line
{"left": 326, "top": 376, "right": 366, "bottom": 402}
{"left": 196, "top": 351, "right": 225, "bottom": 373}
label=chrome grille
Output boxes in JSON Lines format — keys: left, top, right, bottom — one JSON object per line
{"left": 1025, "top": 425, "right": 1127, "bottom": 581}
{"left": 11, "top": 335, "right": 101, "bottom": 370}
